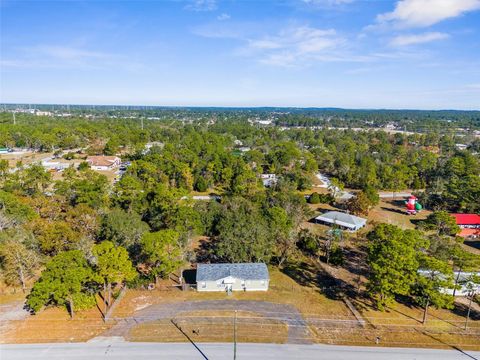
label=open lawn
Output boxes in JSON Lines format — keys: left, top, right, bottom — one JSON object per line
{"left": 334, "top": 298, "right": 480, "bottom": 350}
{"left": 0, "top": 151, "right": 53, "bottom": 168}
{"left": 1, "top": 295, "right": 113, "bottom": 344}
{"left": 128, "top": 310, "right": 288, "bottom": 343}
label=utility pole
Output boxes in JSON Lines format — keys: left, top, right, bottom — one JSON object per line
{"left": 233, "top": 310, "right": 237, "bottom": 360}
{"left": 13, "top": 111, "right": 16, "bottom": 125}
{"left": 141, "top": 117, "right": 144, "bottom": 130}
{"left": 464, "top": 290, "right": 475, "bottom": 330}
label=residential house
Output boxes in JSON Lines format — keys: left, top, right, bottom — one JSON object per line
{"left": 196, "top": 263, "right": 269, "bottom": 292}
{"left": 315, "top": 211, "right": 367, "bottom": 232}
{"left": 260, "top": 174, "right": 277, "bottom": 187}
{"left": 86, "top": 156, "right": 121, "bottom": 171}
{"left": 451, "top": 214, "right": 480, "bottom": 239}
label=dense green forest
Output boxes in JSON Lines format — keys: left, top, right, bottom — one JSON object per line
{"left": 0, "top": 110, "right": 479, "bottom": 317}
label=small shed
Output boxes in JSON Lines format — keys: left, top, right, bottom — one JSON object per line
{"left": 196, "top": 263, "right": 269, "bottom": 292}
{"left": 315, "top": 211, "right": 367, "bottom": 231}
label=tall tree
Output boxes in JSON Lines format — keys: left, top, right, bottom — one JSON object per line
{"left": 413, "top": 256, "right": 454, "bottom": 324}
{"left": 267, "top": 206, "right": 294, "bottom": 267}
{"left": 328, "top": 178, "right": 344, "bottom": 200}
{"left": 140, "top": 230, "right": 183, "bottom": 282}
{"left": 367, "top": 224, "right": 427, "bottom": 310}
{"left": 26, "top": 251, "right": 100, "bottom": 318}
{"left": 214, "top": 198, "right": 273, "bottom": 263}
{"left": 92, "top": 241, "right": 136, "bottom": 314}
{"left": 451, "top": 245, "right": 480, "bottom": 296}
{"left": 0, "top": 238, "right": 40, "bottom": 293}
{"left": 421, "top": 211, "right": 460, "bottom": 236}
{"left": 346, "top": 191, "right": 373, "bottom": 215}
{"left": 98, "top": 208, "right": 149, "bottom": 250}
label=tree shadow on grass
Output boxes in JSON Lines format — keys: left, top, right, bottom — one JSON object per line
{"left": 380, "top": 206, "right": 406, "bottom": 215}
{"left": 195, "top": 238, "right": 219, "bottom": 263}
{"left": 342, "top": 246, "right": 369, "bottom": 278}
{"left": 171, "top": 319, "right": 209, "bottom": 360}
{"left": 451, "top": 301, "right": 480, "bottom": 321}
{"left": 281, "top": 261, "right": 359, "bottom": 300}
{"left": 464, "top": 240, "right": 480, "bottom": 251}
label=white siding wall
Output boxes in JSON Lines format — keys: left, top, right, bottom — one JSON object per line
{"left": 197, "top": 277, "right": 269, "bottom": 292}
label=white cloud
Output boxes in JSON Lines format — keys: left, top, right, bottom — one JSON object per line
{"left": 390, "top": 32, "right": 450, "bottom": 46}
{"left": 377, "top": 0, "right": 480, "bottom": 28}
{"left": 217, "top": 13, "right": 230, "bottom": 21}
{"left": 242, "top": 26, "right": 344, "bottom": 67}
{"left": 184, "top": 0, "right": 217, "bottom": 12}
{"left": 30, "top": 45, "right": 110, "bottom": 60}
{"left": 302, "top": 0, "right": 354, "bottom": 5}
{"left": 1, "top": 44, "right": 146, "bottom": 71}
{"left": 465, "top": 83, "right": 480, "bottom": 89}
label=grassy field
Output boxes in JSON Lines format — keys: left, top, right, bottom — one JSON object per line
{"left": 128, "top": 310, "right": 288, "bottom": 343}
{"left": 328, "top": 298, "right": 480, "bottom": 349}
{"left": 0, "top": 295, "right": 112, "bottom": 344}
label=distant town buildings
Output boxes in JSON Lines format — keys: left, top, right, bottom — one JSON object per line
{"left": 35, "top": 110, "right": 52, "bottom": 116}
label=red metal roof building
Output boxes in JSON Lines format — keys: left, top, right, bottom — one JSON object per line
{"left": 451, "top": 214, "right": 480, "bottom": 238}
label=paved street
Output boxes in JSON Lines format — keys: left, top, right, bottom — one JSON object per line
{"left": 1, "top": 341, "right": 479, "bottom": 360}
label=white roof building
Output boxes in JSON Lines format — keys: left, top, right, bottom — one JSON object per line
{"left": 196, "top": 263, "right": 269, "bottom": 292}
{"left": 260, "top": 173, "right": 277, "bottom": 187}
{"left": 315, "top": 211, "right": 367, "bottom": 231}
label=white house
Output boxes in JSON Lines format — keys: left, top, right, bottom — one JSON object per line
{"left": 418, "top": 270, "right": 480, "bottom": 297}
{"left": 260, "top": 174, "right": 277, "bottom": 187}
{"left": 86, "top": 156, "right": 121, "bottom": 171}
{"left": 315, "top": 211, "right": 367, "bottom": 231}
{"left": 196, "top": 263, "right": 269, "bottom": 292}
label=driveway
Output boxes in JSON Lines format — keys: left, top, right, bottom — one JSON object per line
{"left": 0, "top": 301, "right": 29, "bottom": 339}
{"left": 105, "top": 300, "right": 313, "bottom": 344}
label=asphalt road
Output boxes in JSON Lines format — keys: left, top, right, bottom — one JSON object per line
{"left": 1, "top": 341, "right": 479, "bottom": 360}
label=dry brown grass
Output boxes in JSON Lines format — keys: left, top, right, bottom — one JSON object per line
{"left": 1, "top": 296, "right": 113, "bottom": 344}
{"left": 310, "top": 325, "right": 480, "bottom": 349}
{"left": 368, "top": 199, "right": 431, "bottom": 230}
{"left": 0, "top": 151, "right": 53, "bottom": 168}
{"left": 128, "top": 310, "right": 288, "bottom": 343}
{"left": 0, "top": 292, "right": 25, "bottom": 305}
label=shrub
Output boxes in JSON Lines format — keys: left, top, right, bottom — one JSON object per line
{"left": 308, "top": 192, "right": 320, "bottom": 204}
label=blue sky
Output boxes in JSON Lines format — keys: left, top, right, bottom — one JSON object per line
{"left": 1, "top": 0, "right": 480, "bottom": 109}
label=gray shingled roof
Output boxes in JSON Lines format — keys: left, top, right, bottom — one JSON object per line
{"left": 315, "top": 211, "right": 366, "bottom": 228}
{"left": 196, "top": 263, "right": 269, "bottom": 282}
